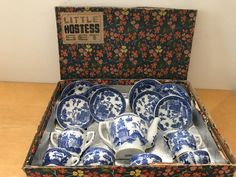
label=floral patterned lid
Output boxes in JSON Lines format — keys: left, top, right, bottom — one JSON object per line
{"left": 55, "top": 7, "right": 197, "bottom": 80}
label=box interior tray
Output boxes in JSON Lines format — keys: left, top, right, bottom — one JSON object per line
{"left": 29, "top": 83, "right": 229, "bottom": 166}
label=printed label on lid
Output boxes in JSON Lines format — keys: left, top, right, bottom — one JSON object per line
{"left": 60, "top": 12, "right": 104, "bottom": 44}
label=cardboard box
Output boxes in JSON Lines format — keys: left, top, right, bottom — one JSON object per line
{"left": 23, "top": 7, "right": 236, "bottom": 176}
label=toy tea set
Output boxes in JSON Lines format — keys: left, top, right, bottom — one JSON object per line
{"left": 43, "top": 79, "right": 211, "bottom": 166}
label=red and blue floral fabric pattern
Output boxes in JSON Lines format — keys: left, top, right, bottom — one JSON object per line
{"left": 56, "top": 7, "right": 197, "bottom": 80}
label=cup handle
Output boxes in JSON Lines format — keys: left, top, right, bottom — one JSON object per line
{"left": 194, "top": 134, "right": 203, "bottom": 148}
{"left": 50, "top": 131, "right": 60, "bottom": 147}
{"left": 98, "top": 121, "right": 113, "bottom": 150}
{"left": 83, "top": 131, "right": 95, "bottom": 151}
{"left": 70, "top": 156, "right": 80, "bottom": 166}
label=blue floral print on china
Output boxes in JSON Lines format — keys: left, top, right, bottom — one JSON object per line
{"left": 60, "top": 80, "right": 93, "bottom": 99}
{"left": 130, "top": 153, "right": 162, "bottom": 166}
{"left": 50, "top": 128, "right": 94, "bottom": 156}
{"left": 42, "top": 148, "right": 80, "bottom": 166}
{"left": 155, "top": 95, "right": 192, "bottom": 131}
{"left": 84, "top": 85, "right": 107, "bottom": 100}
{"left": 176, "top": 150, "right": 211, "bottom": 164}
{"left": 133, "top": 91, "right": 162, "bottom": 124}
{"left": 98, "top": 113, "right": 159, "bottom": 159}
{"left": 82, "top": 147, "right": 115, "bottom": 166}
{"left": 155, "top": 83, "right": 190, "bottom": 101}
{"left": 164, "top": 130, "right": 203, "bottom": 157}
{"left": 56, "top": 95, "right": 92, "bottom": 129}
{"left": 128, "top": 79, "right": 161, "bottom": 111}
{"left": 89, "top": 87, "right": 126, "bottom": 122}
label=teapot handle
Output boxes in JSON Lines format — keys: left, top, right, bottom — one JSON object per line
{"left": 194, "top": 134, "right": 203, "bottom": 148}
{"left": 146, "top": 117, "right": 160, "bottom": 148}
{"left": 83, "top": 131, "right": 95, "bottom": 151}
{"left": 69, "top": 156, "right": 80, "bottom": 166}
{"left": 98, "top": 122, "right": 113, "bottom": 150}
{"left": 50, "top": 131, "right": 60, "bottom": 147}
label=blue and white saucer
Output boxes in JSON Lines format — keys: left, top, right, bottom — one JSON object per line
{"left": 155, "top": 83, "right": 189, "bottom": 101}
{"left": 60, "top": 80, "right": 93, "bottom": 99}
{"left": 130, "top": 153, "right": 162, "bottom": 166}
{"left": 56, "top": 95, "right": 92, "bottom": 129}
{"left": 84, "top": 85, "right": 107, "bottom": 100}
{"left": 154, "top": 95, "right": 192, "bottom": 131}
{"left": 89, "top": 87, "right": 126, "bottom": 122}
{"left": 133, "top": 91, "right": 163, "bottom": 123}
{"left": 129, "top": 79, "right": 161, "bottom": 110}
{"left": 82, "top": 147, "right": 115, "bottom": 165}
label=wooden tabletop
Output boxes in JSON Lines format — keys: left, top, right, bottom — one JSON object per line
{"left": 0, "top": 82, "right": 235, "bottom": 177}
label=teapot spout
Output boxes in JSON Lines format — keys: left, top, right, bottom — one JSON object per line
{"left": 146, "top": 117, "right": 160, "bottom": 148}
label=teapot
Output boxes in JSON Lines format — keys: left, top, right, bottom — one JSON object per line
{"left": 98, "top": 113, "right": 159, "bottom": 159}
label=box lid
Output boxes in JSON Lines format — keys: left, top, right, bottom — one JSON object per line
{"left": 55, "top": 7, "right": 197, "bottom": 80}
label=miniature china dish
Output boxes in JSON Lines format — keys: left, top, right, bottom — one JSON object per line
{"left": 89, "top": 87, "right": 126, "bottom": 122}
{"left": 133, "top": 91, "right": 163, "bottom": 123}
{"left": 128, "top": 79, "right": 161, "bottom": 110}
{"left": 82, "top": 147, "right": 115, "bottom": 165}
{"left": 176, "top": 150, "right": 211, "bottom": 164}
{"left": 155, "top": 83, "right": 190, "bottom": 101}
{"left": 84, "top": 85, "right": 107, "bottom": 100}
{"left": 155, "top": 95, "right": 192, "bottom": 131}
{"left": 42, "top": 148, "right": 80, "bottom": 166}
{"left": 60, "top": 80, "right": 93, "bottom": 99}
{"left": 56, "top": 95, "right": 92, "bottom": 129}
{"left": 130, "top": 153, "right": 162, "bottom": 165}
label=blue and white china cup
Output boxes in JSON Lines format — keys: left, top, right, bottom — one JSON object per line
{"left": 130, "top": 153, "right": 162, "bottom": 166}
{"left": 164, "top": 130, "right": 202, "bottom": 156}
{"left": 176, "top": 150, "right": 211, "bottom": 164}
{"left": 98, "top": 113, "right": 159, "bottom": 159}
{"left": 82, "top": 147, "right": 115, "bottom": 166}
{"left": 50, "top": 128, "right": 95, "bottom": 157}
{"left": 42, "top": 148, "right": 80, "bottom": 166}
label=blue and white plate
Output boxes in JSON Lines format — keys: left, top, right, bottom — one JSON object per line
{"left": 84, "top": 85, "right": 107, "bottom": 100}
{"left": 89, "top": 87, "right": 126, "bottom": 122}
{"left": 56, "top": 95, "right": 92, "bottom": 129}
{"left": 155, "top": 83, "right": 189, "bottom": 101}
{"left": 130, "top": 153, "right": 162, "bottom": 166}
{"left": 129, "top": 79, "right": 161, "bottom": 110}
{"left": 60, "top": 80, "right": 93, "bottom": 99}
{"left": 133, "top": 91, "right": 163, "bottom": 123}
{"left": 155, "top": 95, "right": 192, "bottom": 131}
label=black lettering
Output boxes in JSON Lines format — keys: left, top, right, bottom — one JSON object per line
{"left": 95, "top": 24, "right": 100, "bottom": 33}
{"left": 64, "top": 25, "right": 70, "bottom": 33}
{"left": 90, "top": 24, "right": 95, "bottom": 33}
{"left": 64, "top": 24, "right": 100, "bottom": 34}
{"left": 74, "top": 24, "right": 80, "bottom": 33}
{"left": 85, "top": 24, "right": 89, "bottom": 33}
{"left": 69, "top": 24, "right": 75, "bottom": 33}
{"left": 80, "top": 24, "right": 85, "bottom": 33}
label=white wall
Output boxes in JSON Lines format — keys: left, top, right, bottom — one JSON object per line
{"left": 0, "top": 0, "right": 236, "bottom": 89}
